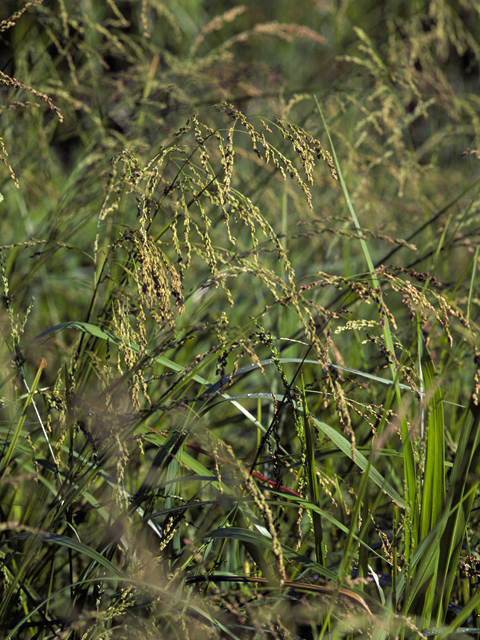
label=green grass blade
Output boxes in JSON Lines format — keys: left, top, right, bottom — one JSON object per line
{"left": 410, "top": 341, "right": 446, "bottom": 623}
{"left": 419, "top": 344, "right": 446, "bottom": 541}
{"left": 432, "top": 395, "right": 480, "bottom": 622}
{"left": 310, "top": 414, "right": 405, "bottom": 508}
{"left": 0, "top": 359, "right": 46, "bottom": 475}
{"left": 301, "top": 374, "right": 325, "bottom": 566}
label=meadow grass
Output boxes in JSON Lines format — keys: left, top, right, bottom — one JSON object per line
{"left": 1, "top": 1, "right": 480, "bottom": 638}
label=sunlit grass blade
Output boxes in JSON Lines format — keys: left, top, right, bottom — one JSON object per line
{"left": 310, "top": 414, "right": 405, "bottom": 508}
{"left": 414, "top": 341, "right": 446, "bottom": 618}
{"left": 404, "top": 341, "right": 444, "bottom": 622}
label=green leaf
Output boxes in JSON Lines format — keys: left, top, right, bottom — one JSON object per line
{"left": 6, "top": 532, "right": 124, "bottom": 577}
{"left": 311, "top": 414, "right": 405, "bottom": 509}
{"left": 419, "top": 346, "right": 446, "bottom": 539}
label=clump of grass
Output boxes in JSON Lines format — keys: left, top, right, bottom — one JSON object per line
{"left": 1, "top": 1, "right": 480, "bottom": 639}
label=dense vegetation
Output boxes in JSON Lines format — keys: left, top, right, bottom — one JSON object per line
{"left": 1, "top": 1, "right": 480, "bottom": 638}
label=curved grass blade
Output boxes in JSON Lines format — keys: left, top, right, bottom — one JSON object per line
{"left": 310, "top": 414, "right": 405, "bottom": 508}
{"left": 3, "top": 531, "right": 123, "bottom": 577}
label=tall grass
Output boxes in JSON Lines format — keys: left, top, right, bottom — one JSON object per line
{"left": 1, "top": 1, "right": 480, "bottom": 638}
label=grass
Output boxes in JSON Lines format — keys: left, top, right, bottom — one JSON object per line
{"left": 1, "top": 1, "right": 480, "bottom": 638}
